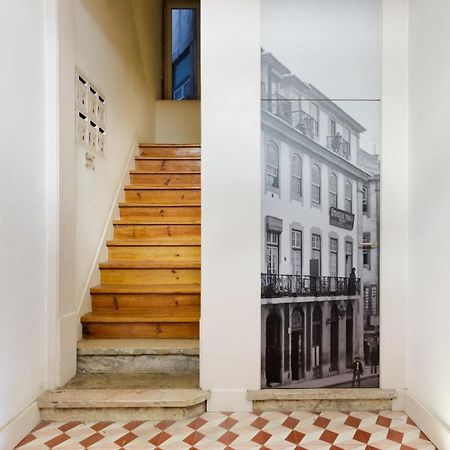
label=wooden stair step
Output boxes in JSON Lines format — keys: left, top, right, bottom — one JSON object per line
{"left": 134, "top": 158, "right": 200, "bottom": 172}
{"left": 91, "top": 293, "right": 200, "bottom": 313}
{"left": 139, "top": 147, "right": 201, "bottom": 158}
{"left": 113, "top": 219, "right": 201, "bottom": 225}
{"left": 135, "top": 156, "right": 200, "bottom": 160}
{"left": 124, "top": 185, "right": 200, "bottom": 190}
{"left": 99, "top": 260, "right": 200, "bottom": 269}
{"left": 113, "top": 223, "right": 200, "bottom": 240}
{"left": 139, "top": 143, "right": 200, "bottom": 147}
{"left": 107, "top": 239, "right": 200, "bottom": 246}
{"left": 124, "top": 189, "right": 200, "bottom": 205}
{"left": 129, "top": 173, "right": 200, "bottom": 187}
{"left": 130, "top": 170, "right": 201, "bottom": 174}
{"left": 119, "top": 205, "right": 200, "bottom": 220}
{"left": 81, "top": 312, "right": 200, "bottom": 323}
{"left": 90, "top": 284, "right": 201, "bottom": 294}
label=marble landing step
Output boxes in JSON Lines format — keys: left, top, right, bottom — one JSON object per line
{"left": 38, "top": 387, "right": 209, "bottom": 421}
{"left": 248, "top": 388, "right": 397, "bottom": 413}
{"left": 77, "top": 338, "right": 199, "bottom": 374}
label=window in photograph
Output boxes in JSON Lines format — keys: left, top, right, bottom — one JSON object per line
{"left": 310, "top": 103, "right": 319, "bottom": 137}
{"left": 329, "top": 237, "right": 338, "bottom": 277}
{"left": 362, "top": 184, "right": 369, "bottom": 214}
{"left": 345, "top": 241, "right": 353, "bottom": 277}
{"left": 266, "top": 231, "right": 280, "bottom": 274}
{"left": 311, "top": 233, "right": 321, "bottom": 275}
{"left": 311, "top": 164, "right": 321, "bottom": 204}
{"left": 344, "top": 181, "right": 353, "bottom": 213}
{"left": 329, "top": 172, "right": 338, "bottom": 209}
{"left": 291, "top": 229, "right": 302, "bottom": 275}
{"left": 266, "top": 142, "right": 280, "bottom": 189}
{"left": 291, "top": 154, "right": 302, "bottom": 198}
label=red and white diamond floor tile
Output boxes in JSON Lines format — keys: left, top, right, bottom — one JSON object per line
{"left": 15, "top": 411, "right": 436, "bottom": 450}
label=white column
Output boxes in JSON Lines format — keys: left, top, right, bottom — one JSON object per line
{"left": 200, "top": 0, "right": 261, "bottom": 410}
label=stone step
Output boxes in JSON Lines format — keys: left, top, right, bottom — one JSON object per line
{"left": 247, "top": 388, "right": 397, "bottom": 413}
{"left": 38, "top": 387, "right": 208, "bottom": 421}
{"left": 77, "top": 339, "right": 199, "bottom": 374}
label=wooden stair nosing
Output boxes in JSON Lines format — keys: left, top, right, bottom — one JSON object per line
{"left": 130, "top": 170, "right": 201, "bottom": 175}
{"left": 135, "top": 156, "right": 201, "bottom": 161}
{"left": 90, "top": 284, "right": 201, "bottom": 294}
{"left": 107, "top": 240, "right": 200, "bottom": 247}
{"left": 139, "top": 143, "right": 200, "bottom": 148}
{"left": 113, "top": 220, "right": 201, "bottom": 225}
{"left": 99, "top": 260, "right": 200, "bottom": 269}
{"left": 119, "top": 202, "right": 201, "bottom": 208}
{"left": 124, "top": 185, "right": 200, "bottom": 190}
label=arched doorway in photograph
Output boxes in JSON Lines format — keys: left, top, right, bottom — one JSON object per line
{"left": 330, "top": 303, "right": 339, "bottom": 372}
{"left": 290, "top": 308, "right": 305, "bottom": 381}
{"left": 346, "top": 303, "right": 354, "bottom": 368}
{"left": 312, "top": 304, "right": 322, "bottom": 378}
{"left": 265, "top": 312, "right": 282, "bottom": 386}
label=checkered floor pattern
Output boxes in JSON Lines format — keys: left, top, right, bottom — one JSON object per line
{"left": 16, "top": 411, "right": 435, "bottom": 449}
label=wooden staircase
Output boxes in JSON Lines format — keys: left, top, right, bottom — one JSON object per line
{"left": 81, "top": 144, "right": 201, "bottom": 340}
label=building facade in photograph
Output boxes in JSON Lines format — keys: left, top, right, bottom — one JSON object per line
{"left": 260, "top": 51, "right": 380, "bottom": 388}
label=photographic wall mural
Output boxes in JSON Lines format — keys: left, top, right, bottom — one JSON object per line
{"left": 260, "top": 0, "right": 381, "bottom": 388}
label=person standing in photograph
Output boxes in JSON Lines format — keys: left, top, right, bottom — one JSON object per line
{"left": 352, "top": 356, "right": 364, "bottom": 387}
{"left": 370, "top": 343, "right": 379, "bottom": 374}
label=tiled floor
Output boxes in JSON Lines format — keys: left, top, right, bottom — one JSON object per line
{"left": 15, "top": 411, "right": 435, "bottom": 449}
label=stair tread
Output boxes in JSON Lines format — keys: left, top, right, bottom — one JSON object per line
{"left": 81, "top": 312, "right": 200, "bottom": 323}
{"left": 135, "top": 156, "right": 201, "bottom": 160}
{"left": 130, "top": 170, "right": 201, "bottom": 174}
{"left": 77, "top": 338, "right": 199, "bottom": 355}
{"left": 107, "top": 239, "right": 200, "bottom": 247}
{"left": 119, "top": 202, "right": 201, "bottom": 207}
{"left": 139, "top": 143, "right": 200, "bottom": 148}
{"left": 65, "top": 373, "right": 199, "bottom": 390}
{"left": 113, "top": 219, "right": 201, "bottom": 225}
{"left": 99, "top": 260, "right": 200, "bottom": 269}
{"left": 125, "top": 185, "right": 200, "bottom": 190}
{"left": 39, "top": 388, "right": 208, "bottom": 408}
{"left": 91, "top": 284, "right": 201, "bottom": 294}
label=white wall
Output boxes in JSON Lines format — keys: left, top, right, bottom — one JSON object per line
{"left": 408, "top": 0, "right": 450, "bottom": 435}
{"left": 0, "top": 0, "right": 47, "bottom": 446}
{"left": 155, "top": 101, "right": 201, "bottom": 144}
{"left": 201, "top": 0, "right": 261, "bottom": 410}
{"left": 74, "top": 0, "right": 157, "bottom": 317}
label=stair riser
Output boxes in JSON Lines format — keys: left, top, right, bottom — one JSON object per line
{"left": 100, "top": 268, "right": 201, "bottom": 285}
{"left": 120, "top": 206, "right": 200, "bottom": 220}
{"left": 113, "top": 224, "right": 201, "bottom": 240}
{"left": 125, "top": 189, "right": 200, "bottom": 205}
{"left": 135, "top": 159, "right": 201, "bottom": 172}
{"left": 77, "top": 354, "right": 199, "bottom": 374}
{"left": 40, "top": 403, "right": 206, "bottom": 421}
{"left": 130, "top": 173, "right": 200, "bottom": 187}
{"left": 92, "top": 293, "right": 200, "bottom": 313}
{"left": 139, "top": 147, "right": 201, "bottom": 158}
{"left": 83, "top": 322, "right": 199, "bottom": 339}
{"left": 108, "top": 245, "right": 200, "bottom": 261}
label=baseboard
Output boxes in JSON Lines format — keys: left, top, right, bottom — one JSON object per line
{"left": 207, "top": 389, "right": 252, "bottom": 412}
{"left": 403, "top": 389, "right": 450, "bottom": 450}
{"left": 77, "top": 136, "right": 139, "bottom": 321}
{"left": 0, "top": 402, "right": 40, "bottom": 450}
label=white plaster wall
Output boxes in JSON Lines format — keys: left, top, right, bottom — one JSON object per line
{"left": 200, "top": 0, "right": 261, "bottom": 410}
{"left": 74, "top": 0, "right": 157, "bottom": 315}
{"left": 408, "top": 0, "right": 450, "bottom": 430}
{"left": 379, "top": 0, "right": 409, "bottom": 391}
{"left": 155, "top": 101, "right": 201, "bottom": 144}
{"left": 0, "top": 0, "right": 47, "bottom": 439}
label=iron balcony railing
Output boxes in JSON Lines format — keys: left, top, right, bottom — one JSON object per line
{"left": 263, "top": 96, "right": 319, "bottom": 141}
{"left": 293, "top": 110, "right": 318, "bottom": 140}
{"left": 261, "top": 273, "right": 361, "bottom": 298}
{"left": 327, "top": 135, "right": 350, "bottom": 160}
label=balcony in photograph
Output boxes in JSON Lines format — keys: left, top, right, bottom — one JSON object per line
{"left": 261, "top": 273, "right": 361, "bottom": 298}
{"left": 327, "top": 135, "right": 351, "bottom": 159}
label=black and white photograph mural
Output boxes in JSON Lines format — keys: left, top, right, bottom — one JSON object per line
{"left": 261, "top": 0, "right": 381, "bottom": 388}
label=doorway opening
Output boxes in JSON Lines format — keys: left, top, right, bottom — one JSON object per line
{"left": 266, "top": 312, "right": 282, "bottom": 386}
